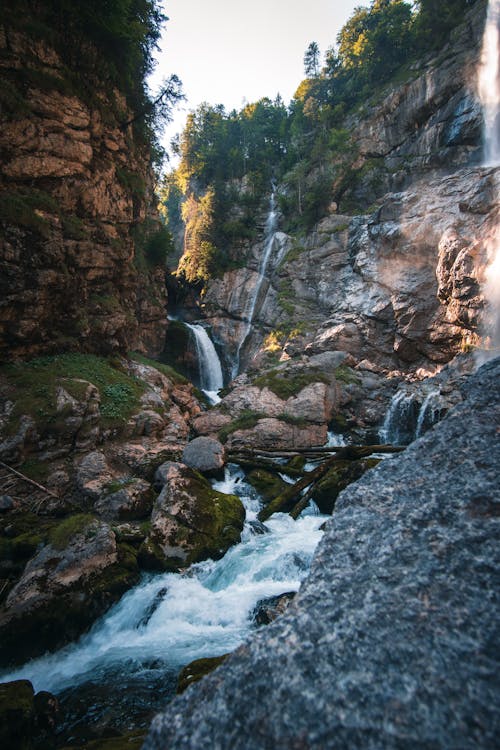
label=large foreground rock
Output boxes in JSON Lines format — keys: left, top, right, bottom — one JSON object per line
{"left": 145, "top": 357, "right": 500, "bottom": 749}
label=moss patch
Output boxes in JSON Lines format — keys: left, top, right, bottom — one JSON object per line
{"left": 246, "top": 469, "right": 288, "bottom": 505}
{"left": 334, "top": 365, "right": 361, "bottom": 385}
{"left": 218, "top": 410, "right": 266, "bottom": 443}
{"left": 253, "top": 369, "right": 329, "bottom": 400}
{"left": 49, "top": 514, "right": 95, "bottom": 550}
{"left": 0, "top": 353, "right": 146, "bottom": 435}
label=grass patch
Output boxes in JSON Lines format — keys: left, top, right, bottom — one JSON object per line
{"left": 49, "top": 514, "right": 95, "bottom": 550}
{"left": 218, "top": 410, "right": 266, "bottom": 443}
{"left": 1, "top": 353, "right": 146, "bottom": 434}
{"left": 253, "top": 369, "right": 329, "bottom": 400}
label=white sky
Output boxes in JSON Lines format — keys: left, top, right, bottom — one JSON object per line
{"left": 151, "top": 0, "right": 363, "bottom": 157}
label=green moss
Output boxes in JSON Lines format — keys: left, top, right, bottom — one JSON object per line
{"left": 116, "top": 167, "right": 146, "bottom": 198}
{"left": 218, "top": 410, "right": 266, "bottom": 443}
{"left": 62, "top": 214, "right": 87, "bottom": 240}
{"left": 11, "top": 533, "right": 43, "bottom": 561}
{"left": 0, "top": 679, "right": 35, "bottom": 750}
{"left": 176, "top": 654, "right": 229, "bottom": 694}
{"left": 0, "top": 353, "right": 146, "bottom": 434}
{"left": 334, "top": 365, "right": 361, "bottom": 385}
{"left": 17, "top": 458, "right": 49, "bottom": 483}
{"left": 246, "top": 469, "right": 288, "bottom": 505}
{"left": 49, "top": 514, "right": 95, "bottom": 551}
{"left": 277, "top": 414, "right": 309, "bottom": 428}
{"left": 253, "top": 369, "right": 329, "bottom": 400}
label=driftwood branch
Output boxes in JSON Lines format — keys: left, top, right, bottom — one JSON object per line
{"left": 254, "top": 445, "right": 405, "bottom": 523}
{"left": 0, "top": 461, "right": 59, "bottom": 500}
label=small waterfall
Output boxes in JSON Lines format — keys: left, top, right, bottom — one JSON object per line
{"left": 232, "top": 186, "right": 281, "bottom": 378}
{"left": 415, "top": 389, "right": 442, "bottom": 438}
{"left": 478, "top": 0, "right": 500, "bottom": 167}
{"left": 380, "top": 388, "right": 445, "bottom": 445}
{"left": 379, "top": 390, "right": 419, "bottom": 445}
{"left": 185, "top": 323, "right": 223, "bottom": 402}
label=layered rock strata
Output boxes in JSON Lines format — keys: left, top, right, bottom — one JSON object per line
{"left": 0, "top": 21, "right": 167, "bottom": 360}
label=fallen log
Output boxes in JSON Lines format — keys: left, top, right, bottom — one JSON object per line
{"left": 257, "top": 445, "right": 405, "bottom": 522}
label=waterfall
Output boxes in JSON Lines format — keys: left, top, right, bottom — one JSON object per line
{"left": 185, "top": 323, "right": 223, "bottom": 402}
{"left": 380, "top": 388, "right": 446, "bottom": 445}
{"left": 232, "top": 186, "right": 281, "bottom": 378}
{"left": 379, "top": 390, "right": 419, "bottom": 445}
{"left": 0, "top": 467, "right": 327, "bottom": 730}
{"left": 478, "top": 0, "right": 500, "bottom": 167}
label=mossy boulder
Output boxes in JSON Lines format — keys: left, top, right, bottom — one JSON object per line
{"left": 0, "top": 516, "right": 140, "bottom": 665}
{"left": 146, "top": 462, "right": 245, "bottom": 571}
{"left": 246, "top": 469, "right": 289, "bottom": 505}
{"left": 0, "top": 679, "right": 59, "bottom": 750}
{"left": 312, "top": 458, "right": 380, "bottom": 514}
{"left": 176, "top": 654, "right": 230, "bottom": 695}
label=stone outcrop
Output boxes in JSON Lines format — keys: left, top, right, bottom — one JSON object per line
{"left": 0, "top": 19, "right": 167, "bottom": 360}
{"left": 140, "top": 461, "right": 245, "bottom": 571}
{"left": 145, "top": 356, "right": 500, "bottom": 750}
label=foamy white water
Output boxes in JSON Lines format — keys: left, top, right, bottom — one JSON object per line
{"left": 478, "top": 0, "right": 500, "bottom": 166}
{"left": 0, "top": 467, "right": 326, "bottom": 695}
{"left": 185, "top": 322, "right": 224, "bottom": 399}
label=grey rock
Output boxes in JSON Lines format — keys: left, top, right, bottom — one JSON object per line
{"left": 0, "top": 495, "right": 15, "bottom": 513}
{"left": 182, "top": 436, "right": 225, "bottom": 475}
{"left": 145, "top": 357, "right": 500, "bottom": 750}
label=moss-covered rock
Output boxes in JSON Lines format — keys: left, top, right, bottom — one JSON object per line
{"left": 176, "top": 654, "right": 230, "bottom": 695}
{"left": 246, "top": 469, "right": 289, "bottom": 505}
{"left": 0, "top": 679, "right": 35, "bottom": 750}
{"left": 312, "top": 458, "right": 380, "bottom": 514}
{"left": 146, "top": 462, "right": 245, "bottom": 570}
{"left": 0, "top": 517, "right": 140, "bottom": 666}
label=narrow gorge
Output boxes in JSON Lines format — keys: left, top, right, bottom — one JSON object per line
{"left": 0, "top": 1, "right": 498, "bottom": 749}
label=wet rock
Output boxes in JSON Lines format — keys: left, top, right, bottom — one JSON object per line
{"left": 145, "top": 462, "right": 245, "bottom": 571}
{"left": 182, "top": 436, "right": 225, "bottom": 476}
{"left": 311, "top": 458, "right": 380, "bottom": 515}
{"left": 145, "top": 357, "right": 500, "bottom": 750}
{"left": 248, "top": 520, "right": 270, "bottom": 536}
{"left": 251, "top": 592, "right": 296, "bottom": 626}
{"left": 0, "top": 516, "right": 139, "bottom": 664}
{"left": 0, "top": 495, "right": 15, "bottom": 513}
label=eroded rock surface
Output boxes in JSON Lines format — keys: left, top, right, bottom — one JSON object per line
{"left": 145, "top": 357, "right": 500, "bottom": 750}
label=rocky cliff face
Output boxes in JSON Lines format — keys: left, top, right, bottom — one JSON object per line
{"left": 202, "top": 2, "right": 496, "bottom": 376}
{"left": 0, "top": 23, "right": 167, "bottom": 361}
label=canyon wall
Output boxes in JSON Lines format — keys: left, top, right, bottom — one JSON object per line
{"left": 202, "top": 2, "right": 497, "bottom": 375}
{"left": 0, "top": 17, "right": 167, "bottom": 361}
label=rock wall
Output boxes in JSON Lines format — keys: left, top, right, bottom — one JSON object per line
{"left": 203, "top": 2, "right": 497, "bottom": 374}
{"left": 145, "top": 355, "right": 500, "bottom": 750}
{"left": 0, "top": 21, "right": 167, "bottom": 361}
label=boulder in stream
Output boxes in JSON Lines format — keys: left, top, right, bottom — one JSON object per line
{"left": 140, "top": 462, "right": 245, "bottom": 571}
{"left": 182, "top": 436, "right": 226, "bottom": 476}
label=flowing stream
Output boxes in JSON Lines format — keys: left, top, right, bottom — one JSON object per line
{"left": 1, "top": 467, "right": 327, "bottom": 737}
{"left": 185, "top": 322, "right": 224, "bottom": 403}
{"left": 232, "top": 186, "right": 283, "bottom": 377}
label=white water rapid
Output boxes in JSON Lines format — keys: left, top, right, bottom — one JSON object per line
{"left": 0, "top": 467, "right": 327, "bottom": 700}
{"left": 232, "top": 186, "right": 284, "bottom": 378}
{"left": 478, "top": 0, "right": 500, "bottom": 167}
{"left": 185, "top": 322, "right": 223, "bottom": 403}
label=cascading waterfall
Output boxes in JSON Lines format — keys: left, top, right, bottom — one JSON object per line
{"left": 185, "top": 322, "right": 224, "bottom": 403}
{"left": 0, "top": 467, "right": 327, "bottom": 731}
{"left": 380, "top": 389, "right": 445, "bottom": 445}
{"left": 232, "top": 186, "right": 282, "bottom": 378}
{"left": 477, "top": 0, "right": 500, "bottom": 358}
{"left": 478, "top": 0, "right": 500, "bottom": 167}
